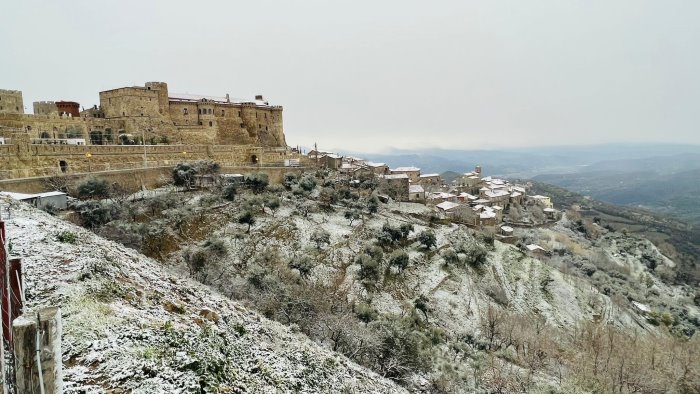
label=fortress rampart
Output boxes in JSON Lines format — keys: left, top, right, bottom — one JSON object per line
{"left": 0, "top": 81, "right": 294, "bottom": 183}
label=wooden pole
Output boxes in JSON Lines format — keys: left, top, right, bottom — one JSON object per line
{"left": 13, "top": 307, "right": 62, "bottom": 394}
{"left": 0, "top": 220, "right": 7, "bottom": 394}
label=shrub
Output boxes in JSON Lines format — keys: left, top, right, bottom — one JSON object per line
{"left": 344, "top": 209, "right": 360, "bottom": 225}
{"left": 222, "top": 184, "right": 237, "bottom": 201}
{"left": 355, "top": 302, "right": 379, "bottom": 323}
{"left": 283, "top": 172, "right": 299, "bottom": 190}
{"left": 441, "top": 248, "right": 459, "bottom": 266}
{"left": 298, "top": 175, "right": 317, "bottom": 192}
{"left": 74, "top": 200, "right": 114, "bottom": 228}
{"left": 245, "top": 173, "right": 269, "bottom": 193}
{"left": 77, "top": 177, "right": 111, "bottom": 200}
{"left": 310, "top": 228, "right": 331, "bottom": 249}
{"left": 417, "top": 230, "right": 437, "bottom": 249}
{"left": 367, "top": 194, "right": 379, "bottom": 214}
{"left": 265, "top": 196, "right": 281, "bottom": 214}
{"left": 357, "top": 254, "right": 382, "bottom": 284}
{"left": 362, "top": 244, "right": 384, "bottom": 261}
{"left": 238, "top": 210, "right": 256, "bottom": 233}
{"left": 389, "top": 250, "right": 410, "bottom": 272}
{"left": 289, "top": 255, "right": 314, "bottom": 278}
{"left": 172, "top": 163, "right": 197, "bottom": 188}
{"left": 56, "top": 231, "right": 77, "bottom": 244}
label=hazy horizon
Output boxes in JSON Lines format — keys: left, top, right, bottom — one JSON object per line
{"left": 2, "top": 0, "right": 699, "bottom": 151}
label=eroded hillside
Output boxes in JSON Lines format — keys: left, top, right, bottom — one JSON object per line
{"left": 3, "top": 199, "right": 405, "bottom": 393}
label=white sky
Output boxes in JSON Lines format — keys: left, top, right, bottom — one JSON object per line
{"left": 2, "top": 0, "right": 699, "bottom": 152}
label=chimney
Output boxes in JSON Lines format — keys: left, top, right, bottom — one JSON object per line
{"left": 255, "top": 95, "right": 263, "bottom": 101}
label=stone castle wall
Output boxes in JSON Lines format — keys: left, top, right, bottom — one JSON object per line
{"left": 33, "top": 101, "right": 58, "bottom": 116}
{"left": 0, "top": 81, "right": 293, "bottom": 183}
{"left": 0, "top": 90, "right": 24, "bottom": 114}
{"left": 0, "top": 142, "right": 299, "bottom": 180}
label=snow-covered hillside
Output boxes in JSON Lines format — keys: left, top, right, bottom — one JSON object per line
{"left": 2, "top": 199, "right": 406, "bottom": 393}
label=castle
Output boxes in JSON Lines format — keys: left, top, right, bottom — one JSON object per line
{"left": 0, "top": 82, "right": 285, "bottom": 147}
{"left": 0, "top": 82, "right": 295, "bottom": 182}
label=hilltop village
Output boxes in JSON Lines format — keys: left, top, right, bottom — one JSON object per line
{"left": 307, "top": 149, "right": 559, "bottom": 234}
{"left": 0, "top": 81, "right": 559, "bottom": 236}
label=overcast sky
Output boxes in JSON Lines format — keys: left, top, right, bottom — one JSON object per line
{"left": 2, "top": 0, "right": 699, "bottom": 152}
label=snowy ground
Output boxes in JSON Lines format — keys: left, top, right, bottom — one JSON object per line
{"left": 2, "top": 198, "right": 406, "bottom": 393}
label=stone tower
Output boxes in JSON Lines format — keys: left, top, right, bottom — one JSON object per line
{"left": 145, "top": 82, "right": 169, "bottom": 116}
{"left": 0, "top": 89, "right": 24, "bottom": 114}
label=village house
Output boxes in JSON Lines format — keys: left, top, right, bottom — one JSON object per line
{"left": 318, "top": 154, "right": 343, "bottom": 169}
{"left": 418, "top": 173, "right": 442, "bottom": 186}
{"left": 499, "top": 225, "right": 514, "bottom": 236}
{"left": 408, "top": 184, "right": 425, "bottom": 201}
{"left": 390, "top": 166, "right": 421, "bottom": 183}
{"left": 379, "top": 173, "right": 410, "bottom": 201}
{"left": 457, "top": 192, "right": 478, "bottom": 203}
{"left": 427, "top": 192, "right": 458, "bottom": 204}
{"left": 366, "top": 162, "right": 390, "bottom": 175}
{"left": 435, "top": 201, "right": 462, "bottom": 217}
{"left": 529, "top": 195, "right": 553, "bottom": 209}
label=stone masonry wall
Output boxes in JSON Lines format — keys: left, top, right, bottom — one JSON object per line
{"left": 0, "top": 90, "right": 24, "bottom": 114}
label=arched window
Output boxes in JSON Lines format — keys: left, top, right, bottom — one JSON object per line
{"left": 208, "top": 108, "right": 212, "bottom": 114}
{"left": 198, "top": 108, "right": 202, "bottom": 115}
{"left": 221, "top": 110, "right": 225, "bottom": 116}
{"left": 209, "top": 121, "right": 213, "bottom": 127}
{"left": 183, "top": 108, "right": 188, "bottom": 115}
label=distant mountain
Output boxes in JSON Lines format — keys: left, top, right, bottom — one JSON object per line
{"left": 439, "top": 170, "right": 463, "bottom": 184}
{"left": 342, "top": 143, "right": 700, "bottom": 178}
{"left": 342, "top": 145, "right": 700, "bottom": 224}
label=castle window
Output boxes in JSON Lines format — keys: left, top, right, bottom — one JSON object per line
{"left": 265, "top": 113, "right": 267, "bottom": 119}
{"left": 208, "top": 108, "right": 212, "bottom": 114}
{"left": 209, "top": 121, "right": 213, "bottom": 127}
{"left": 238, "top": 110, "right": 241, "bottom": 116}
{"left": 221, "top": 110, "right": 225, "bottom": 116}
{"left": 122, "top": 112, "right": 125, "bottom": 116}
{"left": 198, "top": 121, "right": 202, "bottom": 126}
{"left": 198, "top": 109, "right": 201, "bottom": 115}
{"left": 183, "top": 108, "right": 188, "bottom": 115}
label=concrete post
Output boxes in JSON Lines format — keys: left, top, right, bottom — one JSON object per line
{"left": 13, "top": 307, "right": 62, "bottom": 394}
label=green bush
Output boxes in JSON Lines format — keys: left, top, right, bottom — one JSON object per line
{"left": 389, "top": 250, "right": 410, "bottom": 272}
{"left": 417, "top": 230, "right": 437, "bottom": 249}
{"left": 289, "top": 255, "right": 314, "bottom": 277}
{"left": 222, "top": 184, "right": 237, "bottom": 201}
{"left": 56, "top": 231, "right": 78, "bottom": 244}
{"left": 77, "top": 177, "right": 111, "bottom": 200}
